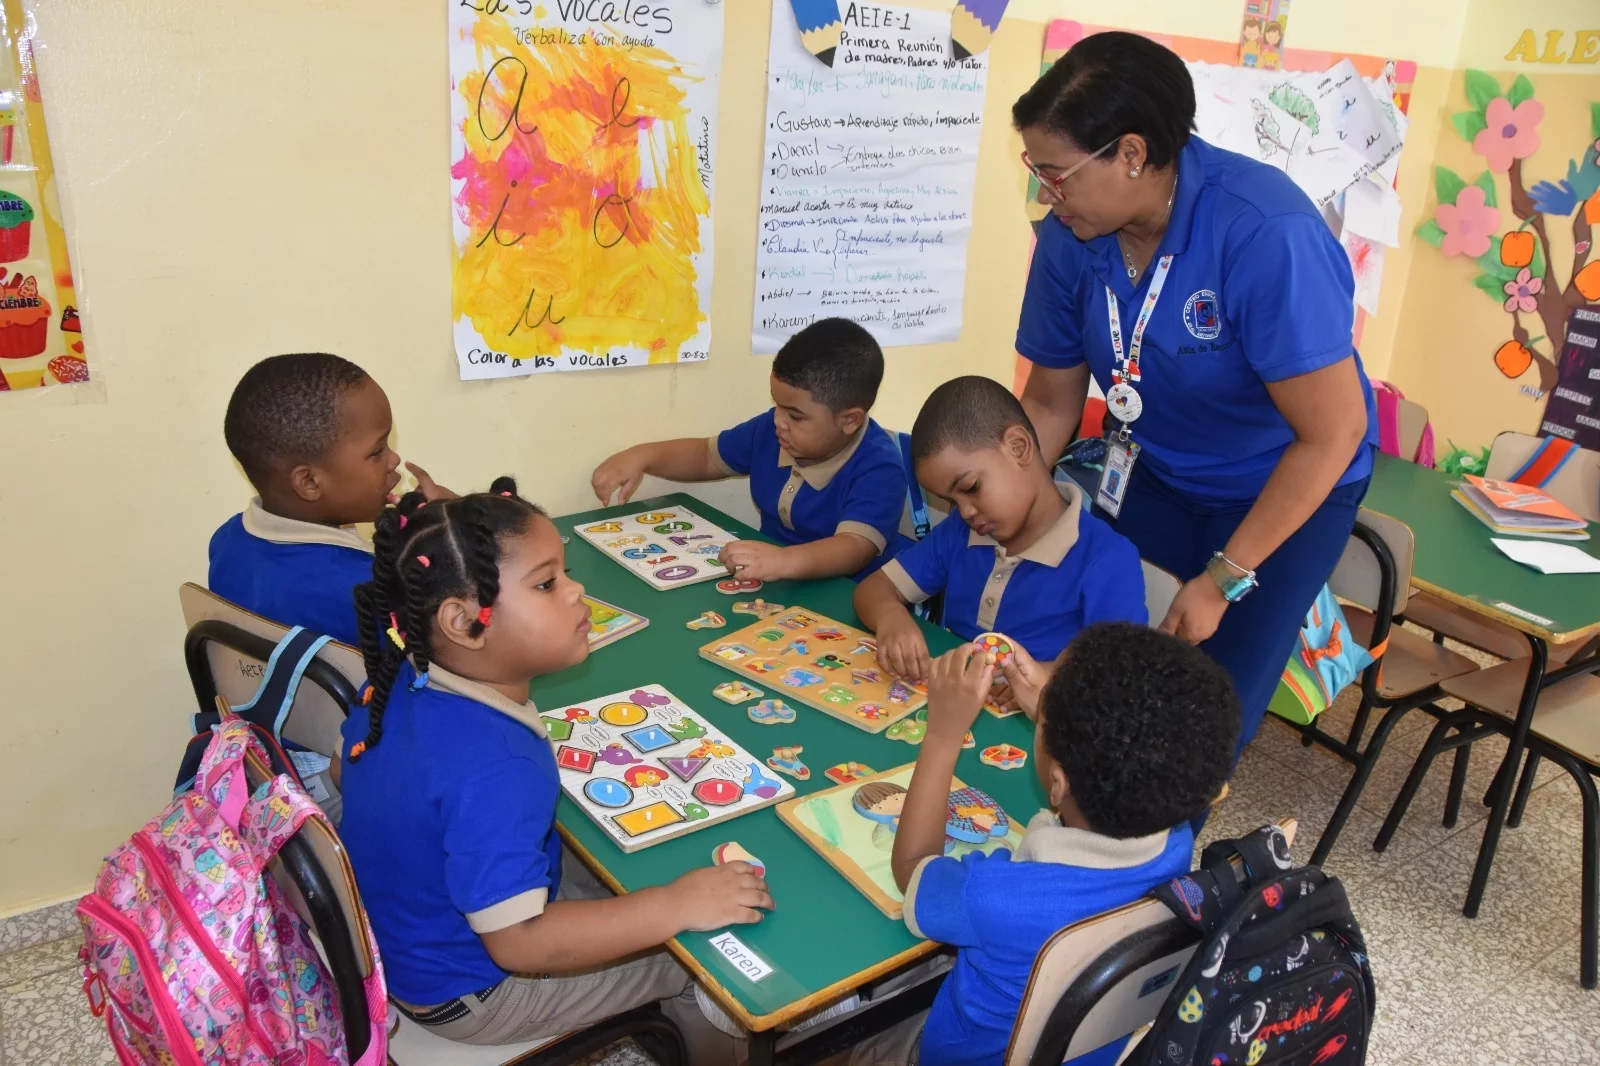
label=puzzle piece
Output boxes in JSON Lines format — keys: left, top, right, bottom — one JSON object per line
{"left": 974, "top": 632, "right": 1016, "bottom": 668}
{"left": 747, "top": 699, "right": 796, "bottom": 725}
{"left": 584, "top": 778, "right": 634, "bottom": 808}
{"left": 819, "top": 684, "right": 858, "bottom": 706}
{"left": 635, "top": 512, "right": 676, "bottom": 524}
{"left": 598, "top": 702, "right": 647, "bottom": 726}
{"left": 713, "top": 681, "right": 764, "bottom": 704}
{"left": 766, "top": 745, "right": 810, "bottom": 781}
{"left": 630, "top": 689, "right": 673, "bottom": 708}
{"left": 979, "top": 744, "right": 1028, "bottom": 770}
{"left": 562, "top": 707, "right": 598, "bottom": 723}
{"left": 814, "top": 654, "right": 851, "bottom": 671}
{"left": 664, "top": 717, "right": 708, "bottom": 743}
{"left": 689, "top": 739, "right": 737, "bottom": 760}
{"left": 694, "top": 777, "right": 743, "bottom": 806}
{"left": 733, "top": 599, "right": 785, "bottom": 618}
{"left": 740, "top": 760, "right": 784, "bottom": 799}
{"left": 854, "top": 702, "right": 887, "bottom": 722}
{"left": 781, "top": 667, "right": 826, "bottom": 688}
{"left": 597, "top": 742, "right": 642, "bottom": 765}
{"left": 622, "top": 726, "right": 676, "bottom": 753}
{"left": 946, "top": 785, "right": 1010, "bottom": 843}
{"left": 824, "top": 762, "right": 875, "bottom": 784}
{"left": 623, "top": 764, "right": 669, "bottom": 787}
{"left": 682, "top": 801, "right": 710, "bottom": 821}
{"left": 686, "top": 611, "right": 727, "bottom": 630}
{"left": 712, "top": 841, "right": 766, "bottom": 874}
{"left": 885, "top": 718, "right": 926, "bottom": 744}
{"left": 540, "top": 716, "right": 573, "bottom": 741}
{"left": 813, "top": 628, "right": 846, "bottom": 641}
{"left": 717, "top": 577, "right": 764, "bottom": 595}
{"left": 557, "top": 745, "right": 596, "bottom": 773}
{"left": 743, "top": 657, "right": 786, "bottom": 674}
{"left": 585, "top": 521, "right": 623, "bottom": 534}
{"left": 661, "top": 755, "right": 709, "bottom": 781}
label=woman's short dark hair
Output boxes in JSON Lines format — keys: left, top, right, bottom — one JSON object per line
{"left": 1011, "top": 31, "right": 1196, "bottom": 170}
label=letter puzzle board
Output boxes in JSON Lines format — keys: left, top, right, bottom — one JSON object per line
{"left": 573, "top": 505, "right": 739, "bottom": 591}
{"left": 549, "top": 684, "right": 794, "bottom": 854}
{"left": 777, "top": 763, "right": 1023, "bottom": 919}
{"left": 697, "top": 607, "right": 926, "bottom": 734}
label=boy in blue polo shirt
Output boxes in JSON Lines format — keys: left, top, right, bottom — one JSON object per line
{"left": 847, "top": 623, "right": 1238, "bottom": 1066}
{"left": 854, "top": 376, "right": 1145, "bottom": 697}
{"left": 209, "top": 353, "right": 452, "bottom": 646}
{"left": 590, "top": 318, "right": 908, "bottom": 582}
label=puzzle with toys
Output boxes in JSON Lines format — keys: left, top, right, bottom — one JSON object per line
{"left": 697, "top": 607, "right": 927, "bottom": 734}
{"left": 548, "top": 684, "right": 795, "bottom": 854}
{"left": 777, "top": 763, "right": 1022, "bottom": 919}
{"left": 573, "top": 505, "right": 739, "bottom": 591}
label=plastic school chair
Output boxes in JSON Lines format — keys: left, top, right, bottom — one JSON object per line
{"left": 1280, "top": 512, "right": 1480, "bottom": 866}
{"left": 1003, "top": 820, "right": 1297, "bottom": 1065}
{"left": 1404, "top": 432, "right": 1600, "bottom": 663}
{"left": 1139, "top": 560, "right": 1181, "bottom": 627}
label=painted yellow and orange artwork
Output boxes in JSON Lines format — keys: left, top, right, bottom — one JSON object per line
{"left": 449, "top": 5, "right": 722, "bottom": 378}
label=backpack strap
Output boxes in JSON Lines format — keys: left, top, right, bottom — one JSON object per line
{"left": 1199, "top": 823, "right": 1294, "bottom": 890}
{"left": 1509, "top": 436, "right": 1578, "bottom": 489}
{"left": 191, "top": 626, "right": 334, "bottom": 741}
{"left": 897, "top": 431, "right": 930, "bottom": 541}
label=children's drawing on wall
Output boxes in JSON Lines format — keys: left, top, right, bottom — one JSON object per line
{"left": 1237, "top": 0, "right": 1289, "bottom": 71}
{"left": 0, "top": 3, "right": 84, "bottom": 391}
{"left": 448, "top": 3, "right": 723, "bottom": 380}
{"left": 1417, "top": 73, "right": 1600, "bottom": 448}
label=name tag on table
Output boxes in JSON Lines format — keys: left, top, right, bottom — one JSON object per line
{"left": 708, "top": 931, "right": 774, "bottom": 983}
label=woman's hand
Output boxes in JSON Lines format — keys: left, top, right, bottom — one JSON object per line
{"left": 1159, "top": 576, "right": 1230, "bottom": 644}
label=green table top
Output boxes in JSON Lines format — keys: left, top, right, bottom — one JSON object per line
{"left": 535, "top": 494, "right": 1042, "bottom": 1030}
{"left": 1364, "top": 453, "right": 1600, "bottom": 643}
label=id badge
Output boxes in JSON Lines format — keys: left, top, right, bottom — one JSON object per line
{"left": 1096, "top": 439, "right": 1140, "bottom": 518}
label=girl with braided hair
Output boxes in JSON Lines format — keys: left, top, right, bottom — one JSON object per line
{"left": 337, "top": 477, "right": 772, "bottom": 1054}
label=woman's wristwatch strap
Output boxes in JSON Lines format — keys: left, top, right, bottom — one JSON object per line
{"left": 1205, "top": 552, "right": 1259, "bottom": 603}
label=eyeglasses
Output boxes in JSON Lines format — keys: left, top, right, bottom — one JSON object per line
{"left": 1022, "top": 137, "right": 1121, "bottom": 200}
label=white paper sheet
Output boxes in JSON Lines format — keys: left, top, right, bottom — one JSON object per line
{"left": 1491, "top": 537, "right": 1600, "bottom": 574}
{"left": 752, "top": 0, "right": 988, "bottom": 351}
{"left": 1343, "top": 177, "right": 1403, "bottom": 247}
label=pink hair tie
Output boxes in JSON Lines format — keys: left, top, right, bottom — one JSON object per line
{"left": 499, "top": 491, "right": 512, "bottom": 497}
{"left": 415, "top": 555, "right": 431, "bottom": 568}
{"left": 477, "top": 606, "right": 494, "bottom": 627}
{"left": 397, "top": 515, "right": 408, "bottom": 529}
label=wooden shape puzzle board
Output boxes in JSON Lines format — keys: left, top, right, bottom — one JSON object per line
{"left": 777, "top": 763, "right": 1024, "bottom": 919}
{"left": 584, "top": 596, "right": 648, "bottom": 651}
{"left": 573, "top": 505, "right": 738, "bottom": 591}
{"left": 552, "top": 684, "right": 794, "bottom": 854}
{"left": 698, "top": 607, "right": 926, "bottom": 734}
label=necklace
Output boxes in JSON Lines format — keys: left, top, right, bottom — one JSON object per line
{"left": 1117, "top": 174, "right": 1178, "bottom": 280}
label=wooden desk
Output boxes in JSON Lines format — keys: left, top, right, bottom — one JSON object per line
{"left": 539, "top": 494, "right": 1041, "bottom": 1061}
{"left": 1363, "top": 454, "right": 1600, "bottom": 917}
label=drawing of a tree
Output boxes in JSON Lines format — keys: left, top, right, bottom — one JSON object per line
{"left": 1416, "top": 71, "right": 1600, "bottom": 443}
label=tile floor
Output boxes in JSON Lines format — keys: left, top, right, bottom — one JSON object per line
{"left": 3, "top": 679, "right": 1596, "bottom": 1064}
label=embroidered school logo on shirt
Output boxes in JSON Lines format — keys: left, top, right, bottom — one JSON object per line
{"left": 1183, "top": 290, "right": 1222, "bottom": 340}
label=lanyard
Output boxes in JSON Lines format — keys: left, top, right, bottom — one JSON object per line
{"left": 1104, "top": 254, "right": 1174, "bottom": 386}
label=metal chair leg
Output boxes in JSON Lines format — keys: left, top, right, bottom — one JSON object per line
{"left": 1376, "top": 715, "right": 1458, "bottom": 851}
{"left": 1311, "top": 705, "right": 1411, "bottom": 866}
{"left": 1443, "top": 744, "right": 1471, "bottom": 829}
{"left": 1345, "top": 698, "right": 1374, "bottom": 750}
{"left": 1576, "top": 767, "right": 1600, "bottom": 990}
{"left": 1507, "top": 754, "right": 1542, "bottom": 829}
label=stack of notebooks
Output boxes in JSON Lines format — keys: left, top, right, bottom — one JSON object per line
{"left": 1452, "top": 475, "right": 1590, "bottom": 541}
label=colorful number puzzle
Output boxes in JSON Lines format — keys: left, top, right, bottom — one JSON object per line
{"left": 698, "top": 606, "right": 927, "bottom": 734}
{"left": 573, "top": 505, "right": 739, "bottom": 591}
{"left": 777, "top": 763, "right": 1022, "bottom": 918}
{"left": 553, "top": 684, "right": 794, "bottom": 853}
{"left": 584, "top": 596, "right": 649, "bottom": 650}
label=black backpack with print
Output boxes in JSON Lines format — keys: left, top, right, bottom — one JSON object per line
{"left": 1128, "top": 825, "right": 1374, "bottom": 1066}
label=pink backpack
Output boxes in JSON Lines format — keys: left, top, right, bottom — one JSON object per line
{"left": 76, "top": 716, "right": 388, "bottom": 1065}
{"left": 1372, "top": 380, "right": 1435, "bottom": 468}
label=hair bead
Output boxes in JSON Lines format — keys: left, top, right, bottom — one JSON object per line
{"left": 477, "top": 606, "right": 494, "bottom": 627}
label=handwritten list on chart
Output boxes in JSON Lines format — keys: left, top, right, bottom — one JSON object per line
{"left": 752, "top": 0, "right": 988, "bottom": 351}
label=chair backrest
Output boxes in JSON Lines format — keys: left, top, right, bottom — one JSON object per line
{"left": 180, "top": 582, "right": 366, "bottom": 757}
{"left": 1006, "top": 820, "right": 1297, "bottom": 1066}
{"left": 242, "top": 749, "right": 377, "bottom": 1061}
{"left": 1394, "top": 397, "right": 1431, "bottom": 464}
{"left": 1327, "top": 509, "right": 1413, "bottom": 619}
{"left": 1485, "top": 431, "right": 1600, "bottom": 523}
{"left": 1140, "top": 560, "right": 1180, "bottom": 625}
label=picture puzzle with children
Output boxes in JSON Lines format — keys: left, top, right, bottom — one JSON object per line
{"left": 549, "top": 684, "right": 795, "bottom": 853}
{"left": 698, "top": 606, "right": 928, "bottom": 734}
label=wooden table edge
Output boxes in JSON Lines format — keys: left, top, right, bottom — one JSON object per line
{"left": 1405, "top": 574, "right": 1600, "bottom": 646}
{"left": 558, "top": 814, "right": 941, "bottom": 1034}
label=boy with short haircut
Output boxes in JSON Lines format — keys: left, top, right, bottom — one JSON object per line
{"left": 856, "top": 624, "right": 1238, "bottom": 1065}
{"left": 210, "top": 353, "right": 451, "bottom": 647}
{"left": 590, "top": 318, "right": 908, "bottom": 582}
{"left": 854, "top": 375, "right": 1146, "bottom": 695}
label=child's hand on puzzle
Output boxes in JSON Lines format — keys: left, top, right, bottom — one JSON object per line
{"left": 875, "top": 615, "right": 931, "bottom": 683}
{"left": 668, "top": 862, "right": 775, "bottom": 931}
{"left": 925, "top": 643, "right": 994, "bottom": 743}
{"left": 591, "top": 448, "right": 647, "bottom": 506}
{"left": 718, "top": 540, "right": 788, "bottom": 582}
{"left": 998, "top": 643, "right": 1051, "bottom": 723}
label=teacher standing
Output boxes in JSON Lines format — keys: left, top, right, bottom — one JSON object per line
{"left": 1013, "top": 32, "right": 1377, "bottom": 755}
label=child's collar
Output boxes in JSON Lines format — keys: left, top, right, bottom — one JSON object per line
{"left": 424, "top": 662, "right": 545, "bottom": 738}
{"left": 966, "top": 480, "right": 1083, "bottom": 565}
{"left": 243, "top": 497, "right": 374, "bottom": 554}
{"left": 1012, "top": 809, "right": 1173, "bottom": 868}
{"left": 777, "top": 423, "right": 868, "bottom": 490}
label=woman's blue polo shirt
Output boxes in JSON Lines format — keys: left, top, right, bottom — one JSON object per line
{"left": 1017, "top": 136, "right": 1377, "bottom": 504}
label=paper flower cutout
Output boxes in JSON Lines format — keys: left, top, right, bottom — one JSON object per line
{"left": 1435, "top": 185, "right": 1500, "bottom": 258}
{"left": 1472, "top": 97, "right": 1544, "bottom": 173}
{"left": 1502, "top": 268, "right": 1542, "bottom": 314}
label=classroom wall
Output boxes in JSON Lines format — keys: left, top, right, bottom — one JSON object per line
{"left": 0, "top": 0, "right": 1538, "bottom": 913}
